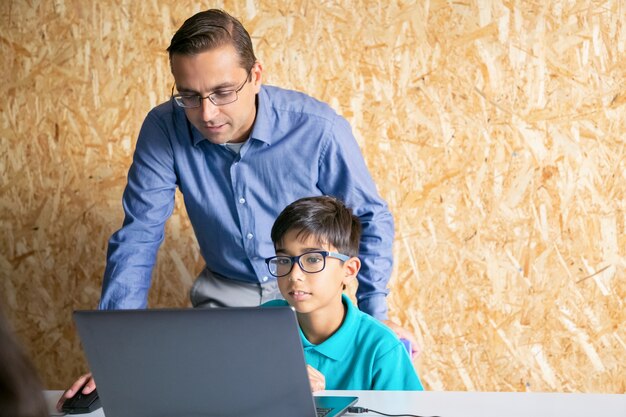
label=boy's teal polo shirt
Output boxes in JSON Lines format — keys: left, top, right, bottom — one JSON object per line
{"left": 263, "top": 294, "right": 423, "bottom": 390}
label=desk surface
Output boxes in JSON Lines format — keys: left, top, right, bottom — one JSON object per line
{"left": 45, "top": 389, "right": 625, "bottom": 417}
{"left": 323, "top": 390, "right": 625, "bottom": 417}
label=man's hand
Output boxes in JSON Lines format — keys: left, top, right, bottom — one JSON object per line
{"left": 307, "top": 365, "right": 326, "bottom": 392}
{"left": 56, "top": 372, "right": 96, "bottom": 412}
{"left": 382, "top": 319, "right": 422, "bottom": 359}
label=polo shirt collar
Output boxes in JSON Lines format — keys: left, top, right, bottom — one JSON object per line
{"left": 300, "top": 294, "right": 359, "bottom": 361}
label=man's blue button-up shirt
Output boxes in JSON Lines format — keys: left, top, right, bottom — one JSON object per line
{"left": 100, "top": 85, "right": 394, "bottom": 319}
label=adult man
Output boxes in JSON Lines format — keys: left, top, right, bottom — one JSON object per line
{"left": 103, "top": 8, "right": 402, "bottom": 323}
{"left": 59, "top": 8, "right": 417, "bottom": 407}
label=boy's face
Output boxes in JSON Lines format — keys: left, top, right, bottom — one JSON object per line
{"left": 170, "top": 44, "right": 262, "bottom": 144}
{"left": 274, "top": 229, "right": 360, "bottom": 316}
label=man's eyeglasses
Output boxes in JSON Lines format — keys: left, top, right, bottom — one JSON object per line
{"left": 265, "top": 251, "right": 350, "bottom": 278}
{"left": 171, "top": 72, "right": 251, "bottom": 108}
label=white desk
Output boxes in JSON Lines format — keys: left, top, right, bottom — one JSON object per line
{"left": 45, "top": 390, "right": 625, "bottom": 417}
{"left": 322, "top": 390, "right": 625, "bottom": 417}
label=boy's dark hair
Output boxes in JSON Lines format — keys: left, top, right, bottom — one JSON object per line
{"left": 167, "top": 9, "right": 257, "bottom": 72}
{"left": 271, "top": 196, "right": 361, "bottom": 258}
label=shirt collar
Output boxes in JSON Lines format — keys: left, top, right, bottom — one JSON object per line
{"left": 248, "top": 86, "right": 273, "bottom": 145}
{"left": 300, "top": 294, "right": 359, "bottom": 361}
{"left": 169, "top": 100, "right": 204, "bottom": 147}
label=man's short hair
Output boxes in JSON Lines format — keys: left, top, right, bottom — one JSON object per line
{"left": 167, "top": 9, "right": 256, "bottom": 72}
{"left": 271, "top": 196, "right": 361, "bottom": 258}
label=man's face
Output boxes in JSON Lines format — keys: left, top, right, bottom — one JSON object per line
{"left": 170, "top": 45, "right": 262, "bottom": 144}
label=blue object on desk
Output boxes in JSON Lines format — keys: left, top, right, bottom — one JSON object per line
{"left": 400, "top": 338, "right": 411, "bottom": 354}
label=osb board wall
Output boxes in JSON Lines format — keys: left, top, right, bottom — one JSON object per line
{"left": 1, "top": 0, "right": 624, "bottom": 393}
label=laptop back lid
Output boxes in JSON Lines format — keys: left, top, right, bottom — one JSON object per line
{"left": 74, "top": 306, "right": 320, "bottom": 417}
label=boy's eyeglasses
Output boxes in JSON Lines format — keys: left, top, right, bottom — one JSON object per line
{"left": 265, "top": 251, "right": 350, "bottom": 278}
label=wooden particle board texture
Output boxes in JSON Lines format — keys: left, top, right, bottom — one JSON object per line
{"left": 1, "top": 0, "right": 624, "bottom": 393}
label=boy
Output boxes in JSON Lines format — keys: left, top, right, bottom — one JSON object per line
{"left": 263, "top": 196, "right": 423, "bottom": 391}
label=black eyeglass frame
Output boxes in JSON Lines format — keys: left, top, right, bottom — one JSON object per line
{"left": 171, "top": 71, "right": 251, "bottom": 108}
{"left": 264, "top": 250, "right": 350, "bottom": 278}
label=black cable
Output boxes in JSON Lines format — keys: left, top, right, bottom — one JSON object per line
{"left": 347, "top": 406, "right": 440, "bottom": 417}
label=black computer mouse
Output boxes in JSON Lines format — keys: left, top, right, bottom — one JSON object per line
{"left": 61, "top": 388, "right": 102, "bottom": 414}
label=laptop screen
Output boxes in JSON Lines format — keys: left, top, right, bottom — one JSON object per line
{"left": 73, "top": 307, "right": 356, "bottom": 417}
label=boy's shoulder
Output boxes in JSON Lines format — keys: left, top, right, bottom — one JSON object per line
{"left": 343, "top": 296, "right": 401, "bottom": 350}
{"left": 353, "top": 307, "right": 398, "bottom": 340}
{"left": 261, "top": 296, "right": 401, "bottom": 351}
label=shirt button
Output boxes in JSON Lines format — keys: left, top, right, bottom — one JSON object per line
{"left": 239, "top": 197, "right": 246, "bottom": 204}
{"left": 262, "top": 276, "right": 268, "bottom": 282}
{"left": 246, "top": 233, "right": 253, "bottom": 240}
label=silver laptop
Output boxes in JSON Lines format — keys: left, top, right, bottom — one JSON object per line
{"left": 73, "top": 306, "right": 357, "bottom": 417}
